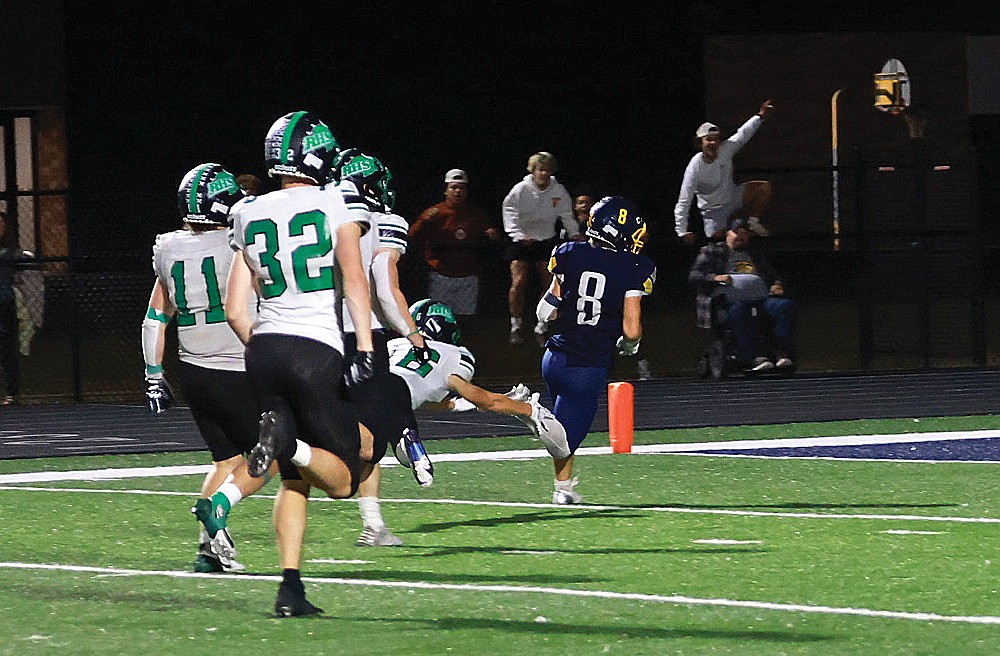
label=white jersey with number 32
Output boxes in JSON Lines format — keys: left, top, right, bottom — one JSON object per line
{"left": 229, "top": 185, "right": 359, "bottom": 352}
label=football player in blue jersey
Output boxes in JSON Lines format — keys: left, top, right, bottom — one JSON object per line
{"left": 535, "top": 196, "right": 656, "bottom": 504}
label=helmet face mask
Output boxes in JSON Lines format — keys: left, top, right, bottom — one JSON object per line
{"left": 585, "top": 195, "right": 647, "bottom": 254}
{"left": 335, "top": 149, "right": 395, "bottom": 212}
{"left": 177, "top": 163, "right": 245, "bottom": 227}
{"left": 409, "top": 298, "right": 461, "bottom": 344}
{"left": 264, "top": 111, "right": 340, "bottom": 184}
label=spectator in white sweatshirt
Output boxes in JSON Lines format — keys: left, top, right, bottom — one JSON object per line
{"left": 501, "top": 151, "right": 579, "bottom": 346}
{"left": 674, "top": 99, "right": 775, "bottom": 245}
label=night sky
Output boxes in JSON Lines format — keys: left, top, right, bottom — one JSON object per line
{"left": 59, "top": 1, "right": 999, "bottom": 258}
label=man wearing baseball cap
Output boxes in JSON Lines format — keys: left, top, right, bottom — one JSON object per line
{"left": 674, "top": 99, "right": 776, "bottom": 245}
{"left": 410, "top": 168, "right": 499, "bottom": 318}
{"left": 688, "top": 216, "right": 796, "bottom": 374}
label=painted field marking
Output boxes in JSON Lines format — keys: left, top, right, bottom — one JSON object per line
{"left": 1, "top": 484, "right": 997, "bottom": 525}
{"left": 2, "top": 429, "right": 997, "bottom": 485}
{"left": 881, "top": 530, "right": 944, "bottom": 535}
{"left": 1, "top": 562, "right": 998, "bottom": 626}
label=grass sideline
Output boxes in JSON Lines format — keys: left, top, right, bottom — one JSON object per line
{"left": 1, "top": 417, "right": 998, "bottom": 655}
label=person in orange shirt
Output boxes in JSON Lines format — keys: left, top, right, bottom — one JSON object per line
{"left": 410, "top": 169, "right": 500, "bottom": 317}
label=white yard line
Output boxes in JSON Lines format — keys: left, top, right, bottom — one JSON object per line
{"left": 2, "top": 485, "right": 997, "bottom": 524}
{"left": 1, "top": 561, "right": 997, "bottom": 626}
{"left": 2, "top": 429, "right": 997, "bottom": 485}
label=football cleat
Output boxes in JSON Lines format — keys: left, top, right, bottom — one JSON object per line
{"left": 513, "top": 392, "right": 571, "bottom": 458}
{"left": 356, "top": 525, "right": 404, "bottom": 547}
{"left": 395, "top": 427, "right": 434, "bottom": 487}
{"left": 248, "top": 410, "right": 289, "bottom": 477}
{"left": 274, "top": 581, "right": 323, "bottom": 618}
{"left": 194, "top": 532, "right": 245, "bottom": 573}
{"left": 192, "top": 496, "right": 228, "bottom": 538}
{"left": 553, "top": 477, "right": 583, "bottom": 505}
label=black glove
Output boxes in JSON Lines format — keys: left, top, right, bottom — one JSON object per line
{"left": 145, "top": 376, "right": 174, "bottom": 414}
{"left": 345, "top": 351, "right": 376, "bottom": 388}
{"left": 412, "top": 343, "right": 432, "bottom": 365}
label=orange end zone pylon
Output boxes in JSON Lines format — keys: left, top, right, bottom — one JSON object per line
{"left": 607, "top": 381, "right": 634, "bottom": 453}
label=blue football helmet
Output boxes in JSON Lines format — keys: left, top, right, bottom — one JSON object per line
{"left": 334, "top": 148, "right": 395, "bottom": 212}
{"left": 264, "top": 111, "right": 341, "bottom": 184}
{"left": 409, "top": 299, "right": 461, "bottom": 345}
{"left": 177, "top": 163, "right": 245, "bottom": 226}
{"left": 585, "top": 196, "right": 647, "bottom": 254}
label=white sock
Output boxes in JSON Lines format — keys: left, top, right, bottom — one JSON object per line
{"left": 217, "top": 481, "right": 243, "bottom": 508}
{"left": 510, "top": 317, "right": 522, "bottom": 329}
{"left": 554, "top": 478, "right": 574, "bottom": 490}
{"left": 290, "top": 440, "right": 312, "bottom": 467}
{"left": 534, "top": 320, "right": 547, "bottom": 333}
{"left": 358, "top": 496, "right": 386, "bottom": 530}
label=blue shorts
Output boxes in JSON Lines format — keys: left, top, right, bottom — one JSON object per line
{"left": 541, "top": 348, "right": 608, "bottom": 453}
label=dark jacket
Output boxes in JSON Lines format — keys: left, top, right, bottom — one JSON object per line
{"left": 688, "top": 241, "right": 782, "bottom": 328}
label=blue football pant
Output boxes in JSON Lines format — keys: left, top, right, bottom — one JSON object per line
{"left": 541, "top": 349, "right": 608, "bottom": 453}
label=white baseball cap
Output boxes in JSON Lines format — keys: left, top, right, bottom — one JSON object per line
{"left": 444, "top": 168, "right": 468, "bottom": 184}
{"left": 695, "top": 122, "right": 720, "bottom": 138}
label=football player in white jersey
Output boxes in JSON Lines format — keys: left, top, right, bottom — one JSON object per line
{"left": 142, "top": 162, "right": 258, "bottom": 574}
{"left": 223, "top": 111, "right": 375, "bottom": 618}
{"left": 347, "top": 299, "right": 571, "bottom": 542}
{"left": 331, "top": 150, "right": 436, "bottom": 547}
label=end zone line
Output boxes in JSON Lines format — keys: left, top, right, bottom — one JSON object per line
{"left": 2, "top": 485, "right": 997, "bottom": 524}
{"left": 3, "top": 430, "right": 997, "bottom": 485}
{"left": 2, "top": 562, "right": 998, "bottom": 626}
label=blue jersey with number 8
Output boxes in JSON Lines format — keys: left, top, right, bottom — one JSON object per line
{"left": 545, "top": 241, "right": 656, "bottom": 368}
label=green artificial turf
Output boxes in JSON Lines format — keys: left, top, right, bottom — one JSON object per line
{"left": 1, "top": 417, "right": 998, "bottom": 655}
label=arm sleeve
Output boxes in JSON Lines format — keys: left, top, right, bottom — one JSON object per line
{"left": 370, "top": 250, "right": 414, "bottom": 336}
{"left": 142, "top": 310, "right": 169, "bottom": 378}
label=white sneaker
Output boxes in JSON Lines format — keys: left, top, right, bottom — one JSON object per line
{"left": 509, "top": 328, "right": 524, "bottom": 345}
{"left": 553, "top": 477, "right": 582, "bottom": 505}
{"left": 747, "top": 216, "right": 769, "bottom": 236}
{"left": 775, "top": 357, "right": 794, "bottom": 369}
{"left": 356, "top": 525, "right": 403, "bottom": 547}
{"left": 749, "top": 356, "right": 775, "bottom": 373}
{"left": 519, "top": 395, "right": 570, "bottom": 458}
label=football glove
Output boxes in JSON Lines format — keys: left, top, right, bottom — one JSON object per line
{"left": 411, "top": 343, "right": 432, "bottom": 365}
{"left": 504, "top": 383, "right": 532, "bottom": 402}
{"left": 145, "top": 376, "right": 174, "bottom": 414}
{"left": 345, "top": 350, "right": 376, "bottom": 388}
{"left": 616, "top": 336, "right": 641, "bottom": 356}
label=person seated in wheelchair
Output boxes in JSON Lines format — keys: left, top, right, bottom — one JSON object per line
{"left": 689, "top": 217, "right": 795, "bottom": 374}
